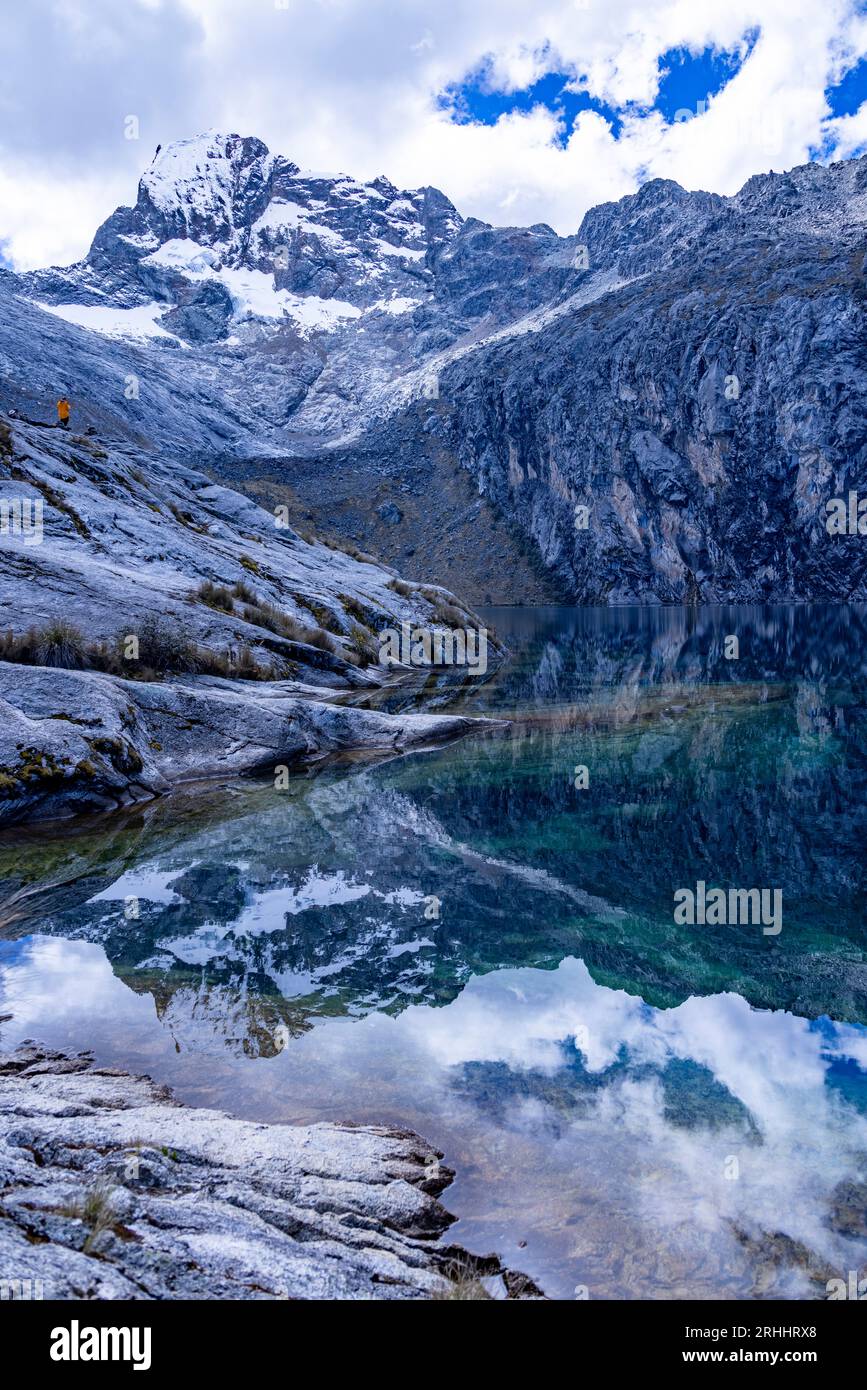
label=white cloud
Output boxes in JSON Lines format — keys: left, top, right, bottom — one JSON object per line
{"left": 825, "top": 98, "right": 867, "bottom": 156}
{"left": 1, "top": 0, "right": 866, "bottom": 268}
{"left": 0, "top": 167, "right": 135, "bottom": 272}
{"left": 267, "top": 955, "right": 867, "bottom": 1281}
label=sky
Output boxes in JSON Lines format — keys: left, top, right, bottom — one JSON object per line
{"left": 2, "top": 0, "right": 867, "bottom": 270}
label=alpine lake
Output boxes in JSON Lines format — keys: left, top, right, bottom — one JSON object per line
{"left": 2, "top": 604, "right": 866, "bottom": 1300}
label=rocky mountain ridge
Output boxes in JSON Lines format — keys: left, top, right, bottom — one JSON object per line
{"left": 2, "top": 130, "right": 866, "bottom": 602}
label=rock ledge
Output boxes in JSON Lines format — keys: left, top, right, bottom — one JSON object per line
{"left": 0, "top": 1043, "right": 542, "bottom": 1300}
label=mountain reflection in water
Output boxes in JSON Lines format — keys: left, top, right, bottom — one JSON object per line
{"left": 1, "top": 604, "right": 866, "bottom": 1299}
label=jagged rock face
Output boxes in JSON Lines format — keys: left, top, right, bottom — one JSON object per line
{"left": 33, "top": 130, "right": 574, "bottom": 335}
{"left": 436, "top": 219, "right": 867, "bottom": 601}
{"left": 15, "top": 131, "right": 579, "bottom": 447}
{"left": 6, "top": 131, "right": 867, "bottom": 602}
{"left": 421, "top": 156, "right": 867, "bottom": 603}
{"left": 86, "top": 132, "right": 462, "bottom": 310}
{"left": 21, "top": 133, "right": 471, "bottom": 437}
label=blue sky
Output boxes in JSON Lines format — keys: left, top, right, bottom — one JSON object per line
{"left": 2, "top": 1, "right": 867, "bottom": 268}
{"left": 441, "top": 68, "right": 627, "bottom": 144}
{"left": 445, "top": 30, "right": 867, "bottom": 157}
{"left": 442, "top": 42, "right": 768, "bottom": 143}
{"left": 825, "top": 50, "right": 867, "bottom": 117}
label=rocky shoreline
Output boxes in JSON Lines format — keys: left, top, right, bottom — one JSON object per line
{"left": 0, "top": 1043, "right": 542, "bottom": 1300}
{"left": 0, "top": 661, "right": 500, "bottom": 827}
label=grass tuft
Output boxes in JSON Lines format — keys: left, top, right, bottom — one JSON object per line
{"left": 197, "top": 580, "right": 235, "bottom": 613}
{"left": 61, "top": 1178, "right": 120, "bottom": 1253}
{"left": 387, "top": 578, "right": 415, "bottom": 599}
{"left": 231, "top": 579, "right": 258, "bottom": 605}
{"left": 35, "top": 620, "right": 89, "bottom": 669}
{"left": 0, "top": 618, "right": 282, "bottom": 682}
{"left": 430, "top": 1262, "right": 494, "bottom": 1301}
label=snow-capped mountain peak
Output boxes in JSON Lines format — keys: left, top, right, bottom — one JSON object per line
{"left": 16, "top": 134, "right": 867, "bottom": 491}
{"left": 3, "top": 137, "right": 867, "bottom": 609}
{"left": 26, "top": 132, "right": 468, "bottom": 360}
{"left": 140, "top": 130, "right": 277, "bottom": 229}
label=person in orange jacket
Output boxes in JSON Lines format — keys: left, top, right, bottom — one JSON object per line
{"left": 57, "top": 397, "right": 71, "bottom": 429}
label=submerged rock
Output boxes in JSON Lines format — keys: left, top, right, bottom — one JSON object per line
{"left": 0, "top": 1042, "right": 542, "bottom": 1300}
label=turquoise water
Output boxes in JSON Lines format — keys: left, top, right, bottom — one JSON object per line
{"left": 2, "top": 604, "right": 866, "bottom": 1298}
